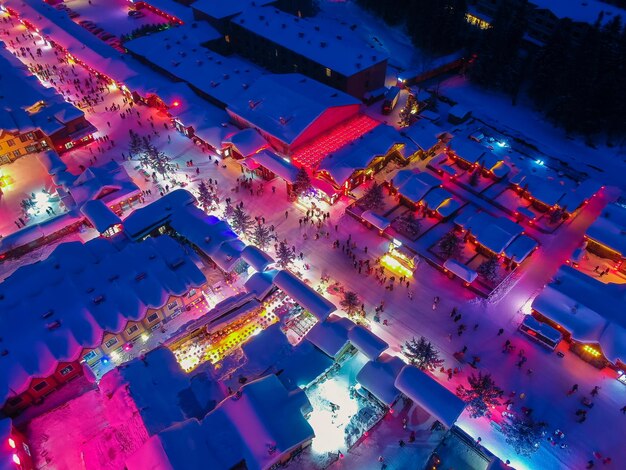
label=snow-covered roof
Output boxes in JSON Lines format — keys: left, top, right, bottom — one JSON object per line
{"left": 458, "top": 211, "right": 524, "bottom": 255}
{"left": 395, "top": 365, "right": 465, "bottom": 428}
{"left": 393, "top": 169, "right": 441, "bottom": 203}
{"left": 232, "top": 6, "right": 388, "bottom": 77}
{"left": 586, "top": 203, "right": 626, "bottom": 256}
{"left": 241, "top": 245, "right": 274, "bottom": 272}
{"left": 36, "top": 150, "right": 67, "bottom": 175}
{"left": 248, "top": 150, "right": 299, "bottom": 184}
{"left": 444, "top": 259, "right": 478, "bottom": 283}
{"left": 318, "top": 125, "right": 412, "bottom": 186}
{"left": 513, "top": 174, "right": 565, "bottom": 207}
{"left": 227, "top": 74, "right": 360, "bottom": 147}
{"left": 223, "top": 128, "right": 269, "bottom": 157}
{"left": 123, "top": 189, "right": 196, "bottom": 239}
{"left": 192, "top": 0, "right": 275, "bottom": 20}
{"left": 503, "top": 234, "right": 538, "bottom": 263}
{"left": 449, "top": 139, "right": 486, "bottom": 164}
{"left": 129, "top": 374, "right": 313, "bottom": 470}
{"left": 0, "top": 236, "right": 206, "bottom": 406}
{"left": 530, "top": 0, "right": 624, "bottom": 26}
{"left": 531, "top": 265, "right": 626, "bottom": 364}
{"left": 401, "top": 120, "right": 445, "bottom": 151}
{"left": 142, "top": 0, "right": 195, "bottom": 22}
{"left": 0, "top": 42, "right": 87, "bottom": 136}
{"left": 361, "top": 210, "right": 391, "bottom": 231}
{"left": 356, "top": 353, "right": 404, "bottom": 405}
{"left": 244, "top": 269, "right": 279, "bottom": 300}
{"left": 348, "top": 325, "right": 388, "bottom": 360}
{"left": 273, "top": 270, "right": 336, "bottom": 321}
{"left": 304, "top": 314, "right": 356, "bottom": 358}
{"left": 422, "top": 187, "right": 454, "bottom": 211}
{"left": 123, "top": 22, "right": 260, "bottom": 107}
{"left": 100, "top": 347, "right": 224, "bottom": 436}
{"left": 436, "top": 198, "right": 461, "bottom": 218}
{"left": 80, "top": 199, "right": 121, "bottom": 233}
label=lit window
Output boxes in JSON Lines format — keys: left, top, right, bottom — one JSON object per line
{"left": 325, "top": 68, "right": 332, "bottom": 78}
{"left": 127, "top": 325, "right": 139, "bottom": 335}
{"left": 59, "top": 365, "right": 74, "bottom": 376}
{"left": 105, "top": 337, "right": 119, "bottom": 348}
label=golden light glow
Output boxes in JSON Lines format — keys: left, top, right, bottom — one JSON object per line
{"left": 582, "top": 345, "right": 601, "bottom": 357}
{"left": 466, "top": 13, "right": 490, "bottom": 30}
{"left": 381, "top": 254, "right": 413, "bottom": 278}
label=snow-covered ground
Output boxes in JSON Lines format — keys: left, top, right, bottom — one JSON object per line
{"left": 1, "top": 2, "right": 625, "bottom": 469}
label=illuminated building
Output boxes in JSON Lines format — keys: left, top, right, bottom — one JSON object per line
{"left": 0, "top": 44, "right": 95, "bottom": 163}
{"left": 381, "top": 240, "right": 416, "bottom": 278}
{"left": 531, "top": 265, "right": 626, "bottom": 374}
{"left": 0, "top": 419, "right": 34, "bottom": 470}
{"left": 0, "top": 235, "right": 207, "bottom": 416}
{"left": 585, "top": 202, "right": 626, "bottom": 272}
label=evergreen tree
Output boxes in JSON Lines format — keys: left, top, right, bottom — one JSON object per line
{"left": 360, "top": 183, "right": 385, "bottom": 211}
{"left": 229, "top": 205, "right": 254, "bottom": 237}
{"left": 501, "top": 414, "right": 546, "bottom": 456}
{"left": 276, "top": 242, "right": 295, "bottom": 268}
{"left": 139, "top": 144, "right": 175, "bottom": 179}
{"left": 397, "top": 211, "right": 422, "bottom": 238}
{"left": 403, "top": 336, "right": 444, "bottom": 372}
{"left": 196, "top": 180, "right": 214, "bottom": 211}
{"left": 293, "top": 167, "right": 312, "bottom": 197}
{"left": 456, "top": 372, "right": 503, "bottom": 418}
{"left": 128, "top": 131, "right": 143, "bottom": 158}
{"left": 438, "top": 231, "right": 462, "bottom": 260}
{"left": 251, "top": 223, "right": 272, "bottom": 250}
{"left": 469, "top": 168, "right": 480, "bottom": 187}
{"left": 477, "top": 257, "right": 499, "bottom": 282}
{"left": 340, "top": 291, "right": 361, "bottom": 316}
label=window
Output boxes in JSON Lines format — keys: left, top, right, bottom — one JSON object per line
{"left": 225, "top": 34, "right": 230, "bottom": 43}
{"left": 59, "top": 365, "right": 74, "bottom": 376}
{"left": 83, "top": 350, "right": 98, "bottom": 362}
{"left": 7, "top": 139, "right": 15, "bottom": 147}
{"left": 187, "top": 289, "right": 197, "bottom": 298}
{"left": 33, "top": 381, "right": 48, "bottom": 392}
{"left": 325, "top": 67, "right": 332, "bottom": 78}
{"left": 167, "top": 301, "right": 178, "bottom": 310}
{"left": 8, "top": 396, "right": 23, "bottom": 406}
{"left": 126, "top": 324, "right": 139, "bottom": 335}
{"left": 12, "top": 150, "right": 21, "bottom": 158}
{"left": 105, "top": 337, "right": 119, "bottom": 348}
{"left": 26, "top": 145, "right": 37, "bottom": 153}
{"left": 19, "top": 134, "right": 28, "bottom": 142}
{"left": 27, "top": 132, "right": 34, "bottom": 140}
{"left": 147, "top": 312, "right": 159, "bottom": 323}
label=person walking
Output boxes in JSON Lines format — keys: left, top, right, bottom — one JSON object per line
{"left": 567, "top": 384, "right": 579, "bottom": 396}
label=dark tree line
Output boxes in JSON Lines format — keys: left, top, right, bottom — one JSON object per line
{"left": 357, "top": 0, "right": 626, "bottom": 137}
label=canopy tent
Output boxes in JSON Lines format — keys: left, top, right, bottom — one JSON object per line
{"left": 361, "top": 211, "right": 391, "bottom": 231}
{"left": 444, "top": 259, "right": 478, "bottom": 283}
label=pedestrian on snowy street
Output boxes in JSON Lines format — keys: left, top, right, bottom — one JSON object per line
{"left": 591, "top": 386, "right": 600, "bottom": 397}
{"left": 567, "top": 384, "right": 579, "bottom": 396}
{"left": 497, "top": 328, "right": 504, "bottom": 336}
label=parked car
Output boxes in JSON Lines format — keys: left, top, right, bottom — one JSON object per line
{"left": 79, "top": 20, "right": 94, "bottom": 26}
{"left": 99, "top": 33, "right": 115, "bottom": 40}
{"left": 92, "top": 27, "right": 104, "bottom": 35}
{"left": 68, "top": 11, "right": 79, "bottom": 18}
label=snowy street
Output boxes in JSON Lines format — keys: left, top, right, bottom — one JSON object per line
{"left": 0, "top": 1, "right": 625, "bottom": 469}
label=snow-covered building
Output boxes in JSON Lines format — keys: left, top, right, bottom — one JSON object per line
{"left": 401, "top": 120, "right": 450, "bottom": 160}
{"left": 0, "top": 42, "right": 95, "bottom": 162}
{"left": 392, "top": 169, "right": 442, "bottom": 207}
{"left": 316, "top": 125, "right": 419, "bottom": 193}
{"left": 395, "top": 365, "right": 465, "bottom": 428}
{"left": 222, "top": 128, "right": 269, "bottom": 159}
{"left": 585, "top": 202, "right": 626, "bottom": 269}
{"left": 348, "top": 325, "right": 389, "bottom": 361}
{"left": 273, "top": 270, "right": 336, "bottom": 322}
{"left": 226, "top": 74, "right": 362, "bottom": 155}
{"left": 127, "top": 374, "right": 314, "bottom": 470}
{"left": 0, "top": 235, "right": 207, "bottom": 416}
{"left": 122, "top": 189, "right": 247, "bottom": 273}
{"left": 228, "top": 6, "right": 388, "bottom": 98}
{"left": 124, "top": 22, "right": 262, "bottom": 108}
{"left": 356, "top": 353, "right": 405, "bottom": 406}
{"left": 531, "top": 265, "right": 626, "bottom": 370}
{"left": 99, "top": 347, "right": 225, "bottom": 436}
{"left": 304, "top": 314, "right": 356, "bottom": 359}
{"left": 0, "top": 161, "right": 140, "bottom": 260}
{"left": 80, "top": 200, "right": 122, "bottom": 237}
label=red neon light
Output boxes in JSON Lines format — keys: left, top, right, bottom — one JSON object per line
{"left": 292, "top": 114, "right": 379, "bottom": 170}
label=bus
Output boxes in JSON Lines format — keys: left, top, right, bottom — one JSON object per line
{"left": 518, "top": 316, "right": 562, "bottom": 350}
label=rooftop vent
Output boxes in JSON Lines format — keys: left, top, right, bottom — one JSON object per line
{"left": 170, "top": 258, "right": 185, "bottom": 269}
{"left": 298, "top": 32, "right": 304, "bottom": 38}
{"left": 108, "top": 274, "right": 119, "bottom": 282}
{"left": 47, "top": 320, "right": 61, "bottom": 331}
{"left": 86, "top": 287, "right": 95, "bottom": 294}
{"left": 136, "top": 272, "right": 147, "bottom": 281}
{"left": 223, "top": 73, "right": 230, "bottom": 79}
{"left": 259, "top": 15, "right": 265, "bottom": 20}
{"left": 281, "top": 23, "right": 287, "bottom": 29}
{"left": 320, "top": 41, "right": 327, "bottom": 48}
{"left": 1, "top": 350, "right": 7, "bottom": 357}
{"left": 42, "top": 310, "right": 54, "bottom": 319}
{"left": 149, "top": 254, "right": 157, "bottom": 260}
{"left": 336, "top": 35, "right": 342, "bottom": 40}
{"left": 93, "top": 295, "right": 105, "bottom": 305}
